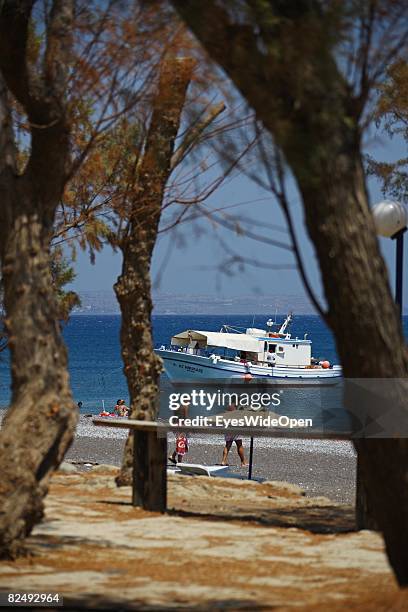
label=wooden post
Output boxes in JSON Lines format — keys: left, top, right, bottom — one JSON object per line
{"left": 248, "top": 437, "right": 254, "bottom": 480}
{"left": 355, "top": 449, "right": 378, "bottom": 530}
{"left": 355, "top": 455, "right": 367, "bottom": 529}
{"left": 132, "top": 430, "right": 167, "bottom": 512}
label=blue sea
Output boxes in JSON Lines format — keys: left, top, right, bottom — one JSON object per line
{"left": 1, "top": 314, "right": 407, "bottom": 426}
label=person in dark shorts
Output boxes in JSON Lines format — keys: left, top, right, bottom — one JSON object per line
{"left": 220, "top": 403, "right": 248, "bottom": 467}
{"left": 221, "top": 433, "right": 247, "bottom": 467}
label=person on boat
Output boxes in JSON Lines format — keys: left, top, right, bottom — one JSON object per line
{"left": 266, "top": 349, "right": 276, "bottom": 366}
{"left": 169, "top": 403, "right": 190, "bottom": 464}
{"left": 221, "top": 404, "right": 248, "bottom": 467}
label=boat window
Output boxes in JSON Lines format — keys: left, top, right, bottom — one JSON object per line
{"left": 268, "top": 344, "right": 276, "bottom": 353}
{"left": 278, "top": 346, "right": 284, "bottom": 352}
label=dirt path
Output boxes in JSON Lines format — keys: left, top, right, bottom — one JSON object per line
{"left": 0, "top": 466, "right": 404, "bottom": 610}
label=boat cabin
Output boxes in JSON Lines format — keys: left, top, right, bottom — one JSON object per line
{"left": 260, "top": 336, "right": 311, "bottom": 366}
{"left": 170, "top": 328, "right": 312, "bottom": 367}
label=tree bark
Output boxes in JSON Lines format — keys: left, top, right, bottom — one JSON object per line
{"left": 0, "top": 1, "right": 77, "bottom": 557}
{"left": 114, "top": 58, "right": 194, "bottom": 490}
{"left": 172, "top": 1, "right": 408, "bottom": 584}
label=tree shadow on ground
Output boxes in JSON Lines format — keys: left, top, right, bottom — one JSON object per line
{"left": 61, "top": 594, "right": 270, "bottom": 610}
{"left": 89, "top": 496, "right": 356, "bottom": 534}
{"left": 167, "top": 504, "right": 356, "bottom": 534}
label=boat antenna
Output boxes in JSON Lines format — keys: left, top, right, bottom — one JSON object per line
{"left": 252, "top": 314, "right": 255, "bottom": 327}
{"left": 278, "top": 312, "right": 293, "bottom": 335}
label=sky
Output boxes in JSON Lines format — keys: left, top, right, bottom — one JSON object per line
{"left": 69, "top": 125, "right": 407, "bottom": 312}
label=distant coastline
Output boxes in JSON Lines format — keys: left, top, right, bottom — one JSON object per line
{"left": 71, "top": 290, "right": 323, "bottom": 316}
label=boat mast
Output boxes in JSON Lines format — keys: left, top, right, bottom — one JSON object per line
{"left": 278, "top": 312, "right": 293, "bottom": 335}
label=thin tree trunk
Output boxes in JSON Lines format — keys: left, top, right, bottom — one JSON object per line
{"left": 172, "top": 2, "right": 408, "bottom": 584}
{"left": 0, "top": 1, "right": 77, "bottom": 557}
{"left": 114, "top": 58, "right": 194, "bottom": 492}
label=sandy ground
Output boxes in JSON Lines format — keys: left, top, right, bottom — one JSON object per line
{"left": 0, "top": 466, "right": 404, "bottom": 611}
{"left": 65, "top": 416, "right": 356, "bottom": 504}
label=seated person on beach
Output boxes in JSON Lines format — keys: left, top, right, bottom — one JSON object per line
{"left": 114, "top": 399, "right": 129, "bottom": 417}
{"left": 221, "top": 404, "right": 248, "bottom": 467}
{"left": 169, "top": 403, "right": 189, "bottom": 464}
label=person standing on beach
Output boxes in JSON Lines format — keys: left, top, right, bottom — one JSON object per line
{"left": 220, "top": 403, "right": 248, "bottom": 467}
{"left": 221, "top": 434, "right": 247, "bottom": 467}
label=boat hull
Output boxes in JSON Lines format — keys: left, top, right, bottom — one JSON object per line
{"left": 156, "top": 349, "right": 342, "bottom": 385}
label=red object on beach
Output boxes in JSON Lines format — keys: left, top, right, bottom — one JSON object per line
{"left": 176, "top": 435, "right": 188, "bottom": 455}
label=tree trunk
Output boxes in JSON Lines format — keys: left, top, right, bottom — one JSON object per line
{"left": 0, "top": 211, "right": 77, "bottom": 557}
{"left": 132, "top": 430, "right": 167, "bottom": 511}
{"left": 114, "top": 58, "right": 194, "bottom": 491}
{"left": 114, "top": 226, "right": 164, "bottom": 488}
{"left": 0, "top": 1, "right": 77, "bottom": 557}
{"left": 292, "top": 150, "right": 408, "bottom": 583}
{"left": 172, "top": 1, "right": 408, "bottom": 584}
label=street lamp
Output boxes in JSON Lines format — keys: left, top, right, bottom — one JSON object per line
{"left": 372, "top": 200, "right": 407, "bottom": 315}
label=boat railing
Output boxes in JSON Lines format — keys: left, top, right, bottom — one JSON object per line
{"left": 165, "top": 346, "right": 211, "bottom": 357}
{"left": 160, "top": 346, "right": 337, "bottom": 370}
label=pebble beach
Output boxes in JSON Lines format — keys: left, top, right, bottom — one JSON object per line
{"left": 0, "top": 409, "right": 356, "bottom": 503}
{"left": 64, "top": 414, "right": 357, "bottom": 504}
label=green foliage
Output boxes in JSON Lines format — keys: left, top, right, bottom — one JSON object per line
{"left": 50, "top": 248, "right": 81, "bottom": 321}
{"left": 367, "top": 60, "right": 408, "bottom": 202}
{"left": 366, "top": 157, "right": 408, "bottom": 202}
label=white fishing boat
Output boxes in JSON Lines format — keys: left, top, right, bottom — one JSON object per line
{"left": 156, "top": 314, "right": 342, "bottom": 385}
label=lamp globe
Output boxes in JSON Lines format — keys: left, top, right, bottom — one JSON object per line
{"left": 372, "top": 200, "right": 407, "bottom": 238}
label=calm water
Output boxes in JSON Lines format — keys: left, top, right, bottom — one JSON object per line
{"left": 1, "top": 315, "right": 407, "bottom": 425}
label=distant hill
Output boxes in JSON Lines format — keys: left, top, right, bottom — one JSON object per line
{"left": 72, "top": 290, "right": 319, "bottom": 315}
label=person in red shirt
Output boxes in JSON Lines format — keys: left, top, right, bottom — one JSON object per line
{"left": 169, "top": 403, "right": 189, "bottom": 464}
